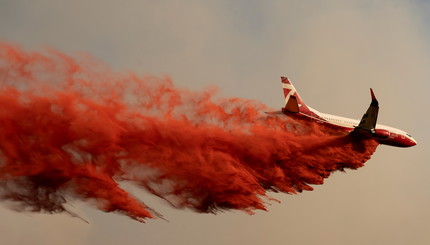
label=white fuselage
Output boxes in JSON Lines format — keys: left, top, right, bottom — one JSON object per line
{"left": 305, "top": 107, "right": 417, "bottom": 146}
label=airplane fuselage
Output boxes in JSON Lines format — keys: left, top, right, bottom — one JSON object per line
{"left": 285, "top": 107, "right": 417, "bottom": 147}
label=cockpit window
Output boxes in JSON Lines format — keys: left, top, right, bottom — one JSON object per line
{"left": 406, "top": 133, "right": 412, "bottom": 137}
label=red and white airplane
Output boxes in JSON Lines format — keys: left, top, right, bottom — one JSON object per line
{"left": 276, "top": 77, "right": 416, "bottom": 147}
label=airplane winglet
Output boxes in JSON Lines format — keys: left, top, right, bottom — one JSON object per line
{"left": 370, "top": 88, "right": 376, "bottom": 100}
{"left": 370, "top": 88, "right": 379, "bottom": 107}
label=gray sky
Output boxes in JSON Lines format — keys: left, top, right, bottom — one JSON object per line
{"left": 0, "top": 0, "right": 429, "bottom": 244}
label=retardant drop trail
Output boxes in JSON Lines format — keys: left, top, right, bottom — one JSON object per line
{"left": 0, "top": 43, "right": 378, "bottom": 222}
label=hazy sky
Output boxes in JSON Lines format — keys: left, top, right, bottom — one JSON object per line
{"left": 1, "top": 0, "right": 429, "bottom": 244}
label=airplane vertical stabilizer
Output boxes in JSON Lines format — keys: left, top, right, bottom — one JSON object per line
{"left": 281, "top": 77, "right": 309, "bottom": 113}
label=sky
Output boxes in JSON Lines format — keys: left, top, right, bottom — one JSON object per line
{"left": 0, "top": 0, "right": 429, "bottom": 244}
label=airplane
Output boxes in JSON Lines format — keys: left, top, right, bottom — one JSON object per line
{"left": 275, "top": 77, "right": 417, "bottom": 147}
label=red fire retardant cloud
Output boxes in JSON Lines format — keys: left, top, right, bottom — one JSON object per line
{"left": 0, "top": 43, "right": 378, "bottom": 222}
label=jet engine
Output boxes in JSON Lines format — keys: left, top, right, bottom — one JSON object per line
{"left": 373, "top": 129, "right": 390, "bottom": 139}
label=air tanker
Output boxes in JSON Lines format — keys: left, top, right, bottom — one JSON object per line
{"left": 275, "top": 77, "right": 416, "bottom": 147}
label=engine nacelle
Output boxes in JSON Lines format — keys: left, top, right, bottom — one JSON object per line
{"left": 373, "top": 129, "right": 390, "bottom": 139}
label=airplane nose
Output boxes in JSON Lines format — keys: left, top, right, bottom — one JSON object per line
{"left": 409, "top": 138, "right": 417, "bottom": 147}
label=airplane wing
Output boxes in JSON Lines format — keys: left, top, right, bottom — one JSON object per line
{"left": 353, "top": 88, "right": 379, "bottom": 133}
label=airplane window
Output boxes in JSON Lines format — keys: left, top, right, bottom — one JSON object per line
{"left": 406, "top": 133, "right": 412, "bottom": 137}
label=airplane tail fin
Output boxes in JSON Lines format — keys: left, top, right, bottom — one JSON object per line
{"left": 281, "top": 77, "right": 309, "bottom": 113}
